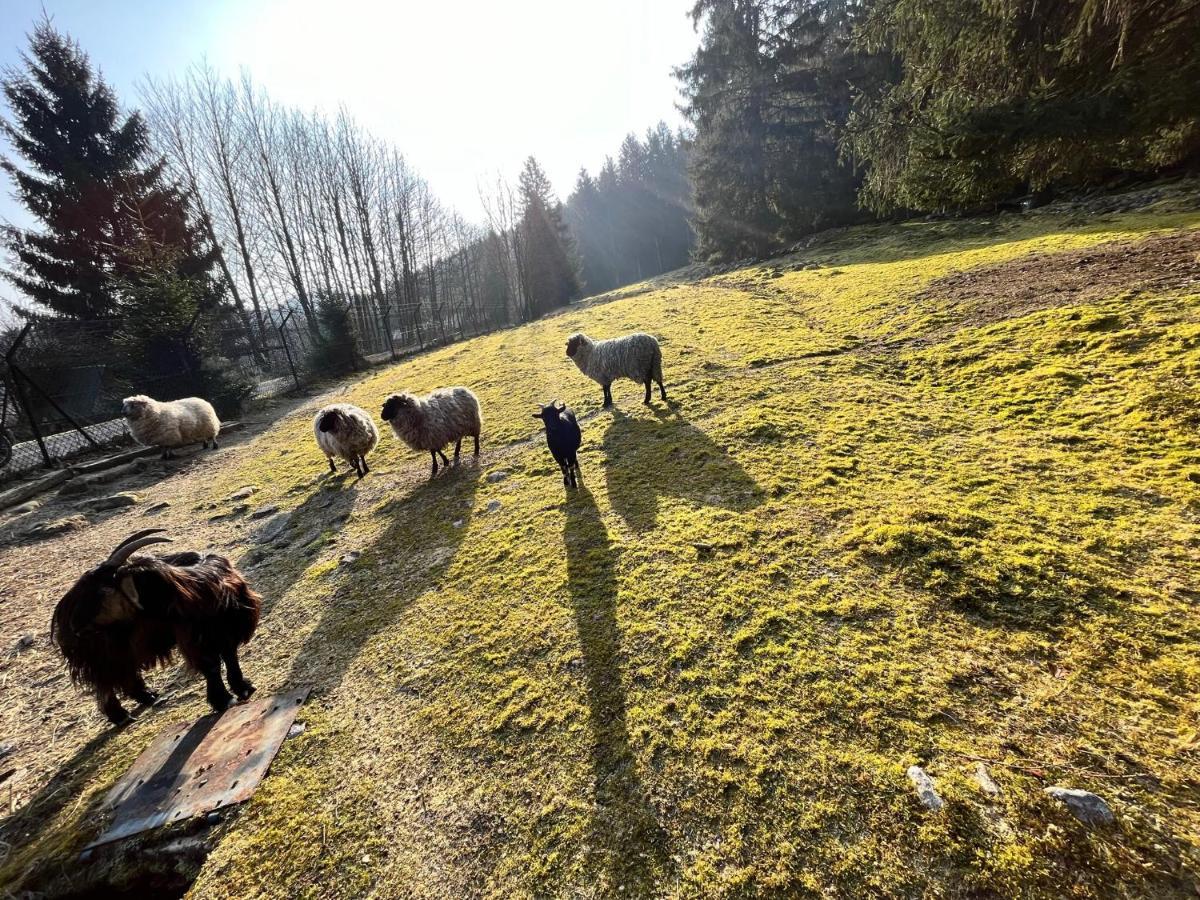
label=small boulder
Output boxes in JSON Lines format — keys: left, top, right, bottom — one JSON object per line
{"left": 12, "top": 634, "right": 36, "bottom": 653}
{"left": 227, "top": 486, "right": 258, "bottom": 501}
{"left": 485, "top": 470, "right": 509, "bottom": 484}
{"left": 22, "top": 515, "right": 88, "bottom": 540}
{"left": 339, "top": 551, "right": 360, "bottom": 566}
{"left": 486, "top": 500, "right": 502, "bottom": 513}
{"left": 84, "top": 492, "right": 139, "bottom": 511}
{"left": 144, "top": 501, "right": 171, "bottom": 515}
{"left": 250, "top": 504, "right": 280, "bottom": 520}
{"left": 1044, "top": 786, "right": 1114, "bottom": 826}
{"left": 973, "top": 762, "right": 1000, "bottom": 797}
{"left": 57, "top": 479, "right": 89, "bottom": 496}
{"left": 254, "top": 512, "right": 291, "bottom": 544}
{"left": 907, "top": 765, "right": 944, "bottom": 811}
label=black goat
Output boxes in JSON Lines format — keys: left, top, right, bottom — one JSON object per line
{"left": 533, "top": 401, "right": 582, "bottom": 487}
{"left": 51, "top": 529, "right": 261, "bottom": 726}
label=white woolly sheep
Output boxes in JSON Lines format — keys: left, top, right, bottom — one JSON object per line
{"left": 380, "top": 387, "right": 482, "bottom": 477}
{"left": 566, "top": 332, "right": 667, "bottom": 407}
{"left": 314, "top": 403, "right": 379, "bottom": 479}
{"left": 123, "top": 395, "right": 220, "bottom": 458}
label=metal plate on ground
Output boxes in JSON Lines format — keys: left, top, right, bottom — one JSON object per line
{"left": 85, "top": 688, "right": 309, "bottom": 849}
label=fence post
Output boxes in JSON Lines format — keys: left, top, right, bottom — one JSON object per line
{"left": 277, "top": 309, "right": 302, "bottom": 391}
{"left": 4, "top": 325, "right": 53, "bottom": 467}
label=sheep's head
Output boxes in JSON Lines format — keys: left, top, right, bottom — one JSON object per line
{"left": 52, "top": 529, "right": 174, "bottom": 646}
{"left": 565, "top": 334, "right": 585, "bottom": 358}
{"left": 122, "top": 395, "right": 153, "bottom": 421}
{"left": 381, "top": 393, "right": 415, "bottom": 423}
{"left": 532, "top": 401, "right": 567, "bottom": 424}
{"left": 317, "top": 408, "right": 347, "bottom": 434}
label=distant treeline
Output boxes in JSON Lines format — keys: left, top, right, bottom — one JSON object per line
{"left": 678, "top": 0, "right": 1200, "bottom": 260}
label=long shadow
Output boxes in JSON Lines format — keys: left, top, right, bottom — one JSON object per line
{"left": 282, "top": 464, "right": 481, "bottom": 693}
{"left": 564, "top": 486, "right": 671, "bottom": 892}
{"left": 602, "top": 407, "right": 763, "bottom": 531}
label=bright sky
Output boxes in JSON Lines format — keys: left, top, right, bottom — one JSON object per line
{"left": 0, "top": 0, "right": 697, "bottom": 235}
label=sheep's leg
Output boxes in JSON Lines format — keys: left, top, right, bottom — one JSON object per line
{"left": 430, "top": 450, "right": 439, "bottom": 477}
{"left": 558, "top": 457, "right": 570, "bottom": 486}
{"left": 328, "top": 456, "right": 337, "bottom": 473}
{"left": 199, "top": 655, "right": 234, "bottom": 712}
{"left": 644, "top": 378, "right": 653, "bottom": 405}
{"left": 361, "top": 455, "right": 370, "bottom": 475}
{"left": 211, "top": 437, "right": 219, "bottom": 450}
{"left": 454, "top": 438, "right": 462, "bottom": 461}
{"left": 98, "top": 689, "right": 132, "bottom": 726}
{"left": 658, "top": 378, "right": 667, "bottom": 401}
{"left": 222, "top": 645, "right": 256, "bottom": 701}
{"left": 473, "top": 434, "right": 480, "bottom": 456}
{"left": 602, "top": 384, "right": 613, "bottom": 408}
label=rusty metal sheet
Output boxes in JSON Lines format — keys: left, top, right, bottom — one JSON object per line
{"left": 85, "top": 688, "right": 309, "bottom": 849}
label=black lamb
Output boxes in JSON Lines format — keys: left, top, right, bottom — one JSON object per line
{"left": 533, "top": 401, "right": 582, "bottom": 487}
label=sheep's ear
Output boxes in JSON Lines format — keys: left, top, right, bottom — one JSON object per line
{"left": 119, "top": 575, "right": 143, "bottom": 609}
{"left": 532, "top": 413, "right": 542, "bottom": 420}
{"left": 555, "top": 401, "right": 565, "bottom": 412}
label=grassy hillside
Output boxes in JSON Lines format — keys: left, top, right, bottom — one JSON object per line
{"left": 3, "top": 183, "right": 1200, "bottom": 898}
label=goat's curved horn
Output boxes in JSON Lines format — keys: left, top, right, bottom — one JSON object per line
{"left": 106, "top": 534, "right": 173, "bottom": 567}
{"left": 109, "top": 528, "right": 168, "bottom": 554}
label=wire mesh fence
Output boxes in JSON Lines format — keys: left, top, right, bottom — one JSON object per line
{"left": 0, "top": 292, "right": 498, "bottom": 485}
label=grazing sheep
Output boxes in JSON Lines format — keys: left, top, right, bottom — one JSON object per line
{"left": 565, "top": 332, "right": 667, "bottom": 407}
{"left": 51, "top": 529, "right": 261, "bottom": 725}
{"left": 314, "top": 403, "right": 378, "bottom": 478}
{"left": 381, "top": 387, "right": 482, "bottom": 477}
{"left": 533, "top": 401, "right": 582, "bottom": 487}
{"left": 123, "top": 395, "right": 220, "bottom": 458}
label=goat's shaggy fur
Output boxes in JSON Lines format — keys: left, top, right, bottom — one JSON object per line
{"left": 314, "top": 403, "right": 378, "bottom": 478}
{"left": 566, "top": 332, "right": 667, "bottom": 407}
{"left": 533, "top": 401, "right": 582, "bottom": 487}
{"left": 51, "top": 534, "right": 261, "bottom": 725}
{"left": 123, "top": 395, "right": 220, "bottom": 457}
{"left": 381, "top": 387, "right": 482, "bottom": 476}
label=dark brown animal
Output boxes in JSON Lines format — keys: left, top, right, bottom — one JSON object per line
{"left": 51, "top": 529, "right": 261, "bottom": 726}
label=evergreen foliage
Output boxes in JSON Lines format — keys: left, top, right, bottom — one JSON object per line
{"left": 518, "top": 157, "right": 581, "bottom": 316}
{"left": 307, "top": 293, "right": 364, "bottom": 377}
{"left": 565, "top": 124, "right": 694, "bottom": 293}
{"left": 0, "top": 20, "right": 216, "bottom": 320}
{"left": 842, "top": 0, "right": 1200, "bottom": 212}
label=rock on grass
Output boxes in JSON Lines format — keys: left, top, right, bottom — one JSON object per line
{"left": 907, "top": 765, "right": 944, "bottom": 811}
{"left": 1044, "top": 786, "right": 1115, "bottom": 825}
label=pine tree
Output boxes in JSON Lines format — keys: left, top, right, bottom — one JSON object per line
{"left": 0, "top": 20, "right": 215, "bottom": 320}
{"left": 518, "top": 156, "right": 580, "bottom": 316}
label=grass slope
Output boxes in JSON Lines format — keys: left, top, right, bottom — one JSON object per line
{"left": 4, "top": 183, "right": 1200, "bottom": 898}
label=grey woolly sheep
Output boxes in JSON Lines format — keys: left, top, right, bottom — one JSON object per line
{"left": 123, "top": 395, "right": 220, "bottom": 458}
{"left": 314, "top": 403, "right": 379, "bottom": 478}
{"left": 565, "top": 332, "right": 667, "bottom": 407}
{"left": 381, "top": 387, "right": 482, "bottom": 477}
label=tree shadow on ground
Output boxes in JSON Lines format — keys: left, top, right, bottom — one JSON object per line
{"left": 282, "top": 463, "right": 481, "bottom": 694}
{"left": 563, "top": 486, "right": 672, "bottom": 892}
{"left": 601, "top": 407, "right": 763, "bottom": 531}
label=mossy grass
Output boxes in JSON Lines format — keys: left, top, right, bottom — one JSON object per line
{"left": 5, "top": 183, "right": 1200, "bottom": 897}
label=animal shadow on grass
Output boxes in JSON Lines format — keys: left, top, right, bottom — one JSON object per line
{"left": 282, "top": 466, "right": 481, "bottom": 693}
{"left": 564, "top": 487, "right": 672, "bottom": 892}
{"left": 602, "top": 408, "right": 763, "bottom": 531}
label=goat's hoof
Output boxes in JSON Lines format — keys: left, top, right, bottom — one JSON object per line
{"left": 234, "top": 682, "right": 256, "bottom": 702}
{"left": 134, "top": 690, "right": 160, "bottom": 707}
{"left": 107, "top": 710, "right": 133, "bottom": 727}
{"left": 207, "top": 692, "right": 234, "bottom": 712}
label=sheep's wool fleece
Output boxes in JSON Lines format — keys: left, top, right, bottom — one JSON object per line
{"left": 314, "top": 404, "right": 379, "bottom": 461}
{"left": 127, "top": 397, "right": 219, "bottom": 448}
{"left": 387, "top": 387, "right": 481, "bottom": 452}
{"left": 571, "top": 332, "right": 661, "bottom": 385}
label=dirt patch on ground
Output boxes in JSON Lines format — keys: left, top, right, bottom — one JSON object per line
{"left": 917, "top": 229, "right": 1200, "bottom": 326}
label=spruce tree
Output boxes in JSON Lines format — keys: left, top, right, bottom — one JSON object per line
{"left": 518, "top": 156, "right": 580, "bottom": 316}
{"left": 1, "top": 20, "right": 214, "bottom": 320}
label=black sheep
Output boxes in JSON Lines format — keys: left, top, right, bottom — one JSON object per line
{"left": 533, "top": 401, "right": 582, "bottom": 487}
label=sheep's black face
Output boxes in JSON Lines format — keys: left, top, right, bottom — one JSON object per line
{"left": 381, "top": 395, "right": 410, "bottom": 422}
{"left": 533, "top": 401, "right": 567, "bottom": 425}
{"left": 566, "top": 335, "right": 581, "bottom": 358}
{"left": 317, "top": 410, "right": 343, "bottom": 433}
